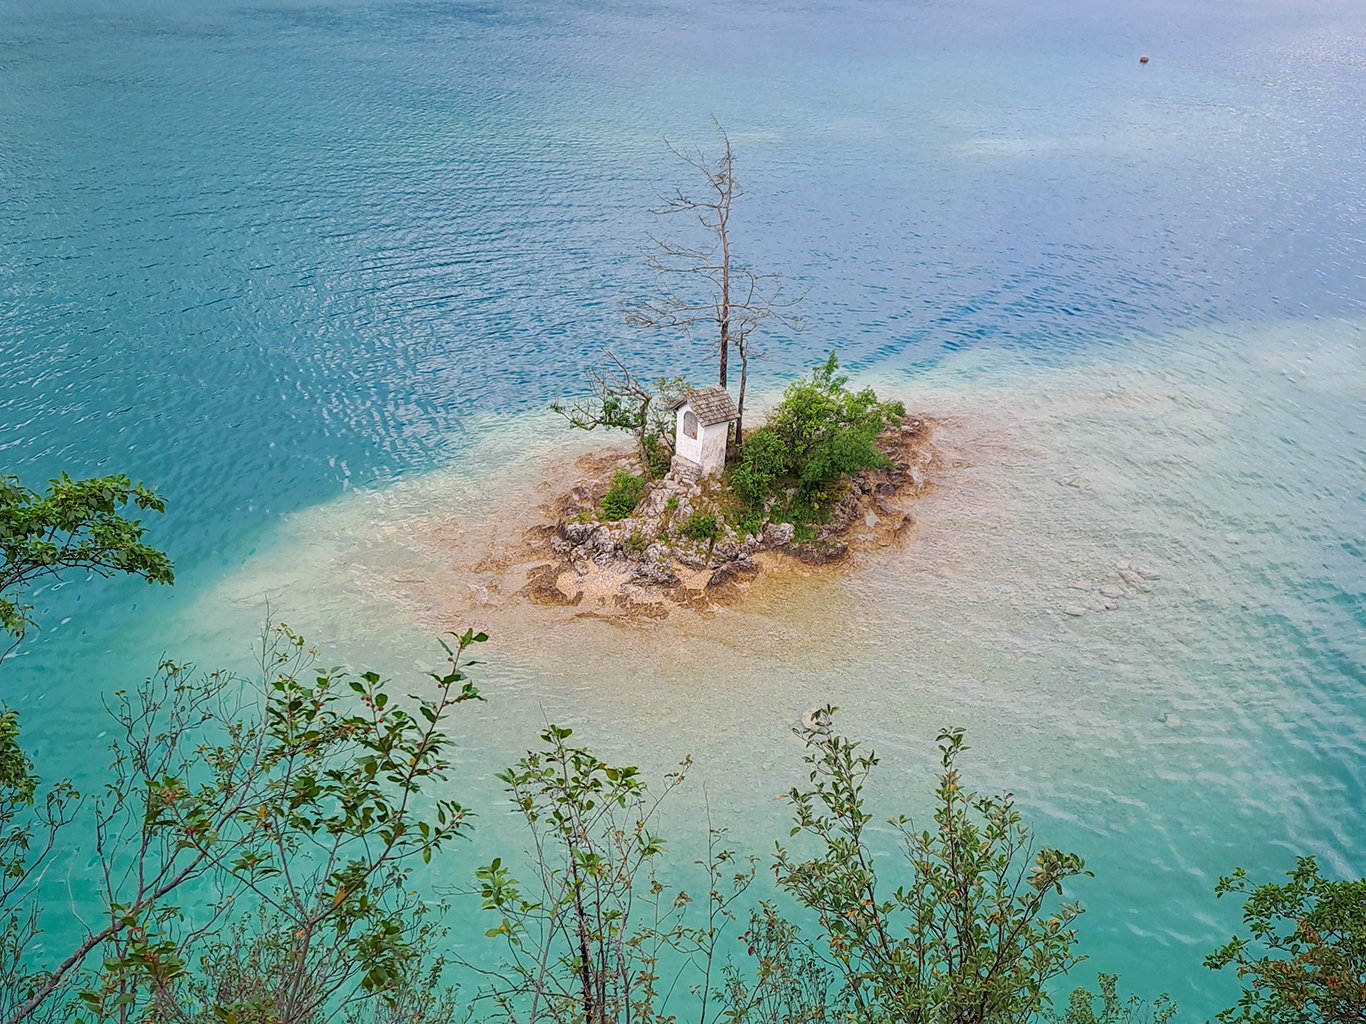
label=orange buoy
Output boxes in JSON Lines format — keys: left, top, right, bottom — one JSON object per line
{"left": 1139, "top": 55, "right": 1150, "bottom": 64}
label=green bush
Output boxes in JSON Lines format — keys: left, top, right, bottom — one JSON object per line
{"left": 625, "top": 531, "right": 649, "bottom": 555}
{"left": 729, "top": 508, "right": 766, "bottom": 539}
{"left": 601, "top": 472, "right": 646, "bottom": 521}
{"left": 730, "top": 428, "right": 786, "bottom": 510}
{"left": 768, "top": 352, "right": 904, "bottom": 498}
{"left": 1206, "top": 856, "right": 1366, "bottom": 1024}
{"left": 722, "top": 353, "right": 903, "bottom": 536}
{"left": 642, "top": 432, "right": 673, "bottom": 480}
{"left": 681, "top": 510, "right": 720, "bottom": 541}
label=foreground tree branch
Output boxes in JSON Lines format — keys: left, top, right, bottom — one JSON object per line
{"left": 0, "top": 473, "right": 173, "bottom": 665}
{"left": 3, "top": 621, "right": 486, "bottom": 1024}
{"left": 461, "top": 726, "right": 754, "bottom": 1024}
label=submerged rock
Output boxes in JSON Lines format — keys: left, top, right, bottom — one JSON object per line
{"left": 706, "top": 557, "right": 760, "bottom": 593}
{"left": 787, "top": 541, "right": 849, "bottom": 565}
{"left": 525, "top": 563, "right": 580, "bottom": 606}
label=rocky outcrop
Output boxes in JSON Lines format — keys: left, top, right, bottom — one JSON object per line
{"left": 706, "top": 554, "right": 759, "bottom": 591}
{"left": 759, "top": 522, "right": 795, "bottom": 548}
{"left": 629, "top": 561, "right": 681, "bottom": 589}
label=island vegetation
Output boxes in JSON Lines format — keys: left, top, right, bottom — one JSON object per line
{"left": 536, "top": 349, "right": 932, "bottom": 617}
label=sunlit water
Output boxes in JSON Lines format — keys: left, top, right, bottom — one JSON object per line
{"left": 3, "top": 0, "right": 1365, "bottom": 1016}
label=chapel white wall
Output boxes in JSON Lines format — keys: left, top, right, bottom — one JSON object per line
{"left": 697, "top": 421, "right": 728, "bottom": 476}
{"left": 674, "top": 410, "right": 703, "bottom": 465}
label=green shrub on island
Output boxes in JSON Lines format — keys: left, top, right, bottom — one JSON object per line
{"left": 642, "top": 431, "right": 673, "bottom": 479}
{"left": 768, "top": 351, "right": 905, "bottom": 496}
{"left": 681, "top": 509, "right": 721, "bottom": 541}
{"left": 725, "top": 352, "right": 905, "bottom": 538}
{"left": 730, "top": 427, "right": 786, "bottom": 511}
{"left": 601, "top": 471, "right": 646, "bottom": 520}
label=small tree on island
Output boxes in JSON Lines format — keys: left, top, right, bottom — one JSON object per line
{"left": 625, "top": 124, "right": 803, "bottom": 448}
{"left": 550, "top": 351, "right": 686, "bottom": 478}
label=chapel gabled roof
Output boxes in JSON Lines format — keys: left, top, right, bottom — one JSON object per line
{"left": 669, "top": 386, "right": 739, "bottom": 426}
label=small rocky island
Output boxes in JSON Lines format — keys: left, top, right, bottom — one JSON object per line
{"left": 399, "top": 355, "right": 943, "bottom": 626}
{"left": 517, "top": 378, "right": 937, "bottom": 619}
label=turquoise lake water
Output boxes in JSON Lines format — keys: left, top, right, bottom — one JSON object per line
{"left": 2, "top": 0, "right": 1365, "bottom": 1016}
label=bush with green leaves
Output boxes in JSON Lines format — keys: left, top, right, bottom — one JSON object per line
{"left": 1, "top": 624, "right": 485, "bottom": 1024}
{"left": 729, "top": 428, "right": 786, "bottom": 511}
{"left": 468, "top": 725, "right": 753, "bottom": 1024}
{"left": 1205, "top": 856, "right": 1366, "bottom": 1024}
{"left": 682, "top": 510, "right": 721, "bottom": 542}
{"left": 643, "top": 432, "right": 674, "bottom": 479}
{"left": 767, "top": 352, "right": 905, "bottom": 499}
{"left": 0, "top": 473, "right": 174, "bottom": 661}
{"left": 601, "top": 472, "right": 646, "bottom": 520}
{"left": 725, "top": 353, "right": 904, "bottom": 536}
{"left": 1051, "top": 974, "right": 1177, "bottom": 1024}
{"left": 550, "top": 352, "right": 684, "bottom": 479}
{"left": 772, "top": 719, "right": 1090, "bottom": 1024}
{"left": 718, "top": 903, "right": 834, "bottom": 1024}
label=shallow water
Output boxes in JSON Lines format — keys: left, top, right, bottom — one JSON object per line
{"left": 3, "top": 0, "right": 1365, "bottom": 1016}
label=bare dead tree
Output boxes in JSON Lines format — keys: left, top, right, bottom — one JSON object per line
{"left": 625, "top": 123, "right": 803, "bottom": 448}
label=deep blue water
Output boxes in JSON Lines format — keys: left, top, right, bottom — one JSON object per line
{"left": 2, "top": 0, "right": 1365, "bottom": 1016}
